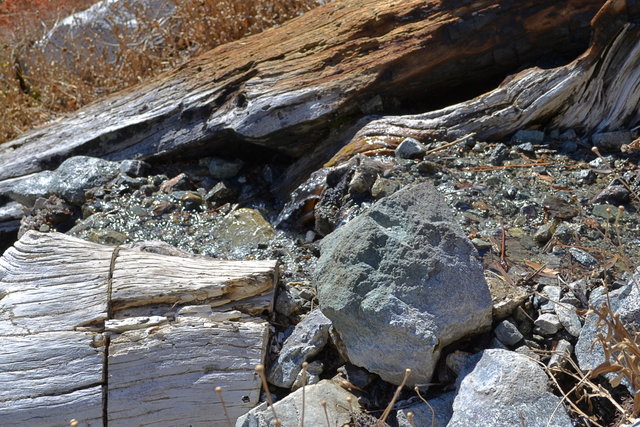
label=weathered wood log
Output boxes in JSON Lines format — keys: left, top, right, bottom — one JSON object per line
{"left": 0, "top": 0, "right": 604, "bottom": 186}
{"left": 0, "top": 231, "right": 277, "bottom": 425}
{"left": 331, "top": 0, "right": 640, "bottom": 160}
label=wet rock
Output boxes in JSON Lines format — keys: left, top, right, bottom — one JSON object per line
{"left": 315, "top": 183, "right": 492, "bottom": 386}
{"left": 591, "top": 131, "right": 632, "bottom": 151}
{"left": 494, "top": 320, "right": 523, "bottom": 346}
{"left": 204, "top": 182, "right": 236, "bottom": 206}
{"left": 534, "top": 313, "right": 561, "bottom": 335}
{"left": 119, "top": 159, "right": 149, "bottom": 177}
{"left": 268, "top": 309, "right": 332, "bottom": 388}
{"left": 575, "top": 271, "right": 640, "bottom": 394}
{"left": 569, "top": 248, "right": 598, "bottom": 267}
{"left": 236, "top": 380, "right": 359, "bottom": 426}
{"left": 214, "top": 208, "right": 275, "bottom": 249}
{"left": 395, "top": 137, "right": 426, "bottom": 159}
{"left": 512, "top": 129, "right": 545, "bottom": 144}
{"left": 10, "top": 156, "right": 121, "bottom": 207}
{"left": 208, "top": 157, "right": 243, "bottom": 179}
{"left": 397, "top": 392, "right": 456, "bottom": 427}
{"left": 448, "top": 349, "right": 571, "bottom": 427}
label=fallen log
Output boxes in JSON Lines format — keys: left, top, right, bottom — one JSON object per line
{"left": 332, "top": 0, "right": 640, "bottom": 161}
{"left": 0, "top": 231, "right": 277, "bottom": 425}
{"left": 0, "top": 0, "right": 604, "bottom": 186}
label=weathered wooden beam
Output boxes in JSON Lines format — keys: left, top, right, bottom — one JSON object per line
{"left": 0, "top": 0, "right": 604, "bottom": 186}
{"left": 331, "top": 0, "right": 640, "bottom": 161}
{"left": 0, "top": 231, "right": 277, "bottom": 425}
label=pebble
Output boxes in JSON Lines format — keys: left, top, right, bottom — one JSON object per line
{"left": 395, "top": 137, "right": 426, "bottom": 159}
{"left": 494, "top": 320, "right": 524, "bottom": 346}
{"left": 533, "top": 313, "right": 562, "bottom": 335}
{"left": 569, "top": 247, "right": 598, "bottom": 267}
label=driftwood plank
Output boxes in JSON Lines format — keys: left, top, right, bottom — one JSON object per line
{"left": 107, "top": 318, "right": 268, "bottom": 426}
{"left": 0, "top": 231, "right": 277, "bottom": 425}
{"left": 0, "top": 231, "right": 112, "bottom": 335}
{"left": 111, "top": 249, "right": 277, "bottom": 312}
{"left": 0, "top": 332, "right": 104, "bottom": 426}
{"left": 0, "top": 0, "right": 604, "bottom": 187}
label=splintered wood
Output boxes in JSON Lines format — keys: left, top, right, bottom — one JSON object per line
{"left": 0, "top": 231, "right": 277, "bottom": 426}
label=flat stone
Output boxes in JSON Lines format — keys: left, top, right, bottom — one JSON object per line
{"left": 494, "top": 320, "right": 524, "bottom": 346}
{"left": 236, "top": 380, "right": 359, "bottom": 426}
{"left": 448, "top": 349, "right": 572, "bottom": 427}
{"left": 591, "top": 131, "right": 632, "bottom": 150}
{"left": 555, "top": 304, "right": 582, "bottom": 337}
{"left": 534, "top": 313, "right": 562, "bottom": 335}
{"left": 397, "top": 392, "right": 456, "bottom": 427}
{"left": 512, "top": 129, "right": 545, "bottom": 144}
{"left": 315, "top": 183, "right": 492, "bottom": 386}
{"left": 267, "top": 309, "right": 332, "bottom": 388}
{"left": 395, "top": 137, "right": 426, "bottom": 159}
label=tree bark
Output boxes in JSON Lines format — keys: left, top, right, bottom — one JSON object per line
{"left": 0, "top": 0, "right": 604, "bottom": 186}
{"left": 329, "top": 0, "right": 640, "bottom": 163}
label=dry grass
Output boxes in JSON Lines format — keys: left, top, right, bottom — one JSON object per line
{"left": 0, "top": 0, "right": 323, "bottom": 145}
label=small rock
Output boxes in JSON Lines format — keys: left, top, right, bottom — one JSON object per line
{"left": 486, "top": 275, "right": 527, "bottom": 320}
{"left": 573, "top": 169, "right": 595, "bottom": 184}
{"left": 488, "top": 143, "right": 509, "bottom": 165}
{"left": 549, "top": 340, "right": 573, "bottom": 369}
{"left": 236, "top": 380, "right": 359, "bottom": 427}
{"left": 159, "top": 173, "right": 192, "bottom": 193}
{"left": 275, "top": 285, "right": 305, "bottom": 318}
{"left": 592, "top": 131, "right": 632, "bottom": 151}
{"left": 538, "top": 285, "right": 562, "bottom": 313}
{"left": 448, "top": 349, "right": 571, "bottom": 426}
{"left": 589, "top": 156, "right": 610, "bottom": 169}
{"left": 533, "top": 219, "right": 558, "bottom": 244}
{"left": 416, "top": 160, "right": 439, "bottom": 174}
{"left": 555, "top": 304, "right": 582, "bottom": 337}
{"left": 512, "top": 129, "right": 545, "bottom": 144}
{"left": 559, "top": 129, "right": 577, "bottom": 140}
{"left": 590, "top": 183, "right": 630, "bottom": 205}
{"left": 560, "top": 140, "right": 578, "bottom": 153}
{"left": 370, "top": 177, "right": 400, "bottom": 199}
{"left": 494, "top": 320, "right": 523, "bottom": 346}
{"left": 208, "top": 157, "right": 243, "bottom": 179}
{"left": 204, "top": 182, "right": 236, "bottom": 205}
{"left": 569, "top": 248, "right": 598, "bottom": 267}
{"left": 119, "top": 159, "right": 149, "bottom": 177}
{"left": 471, "top": 238, "right": 492, "bottom": 250}
{"left": 267, "top": 309, "right": 332, "bottom": 388}
{"left": 397, "top": 392, "right": 456, "bottom": 427}
{"left": 395, "top": 137, "right": 426, "bottom": 159}
{"left": 336, "top": 363, "right": 377, "bottom": 390}
{"left": 214, "top": 208, "right": 275, "bottom": 249}
{"left": 446, "top": 351, "right": 473, "bottom": 375}
{"left": 534, "top": 313, "right": 562, "bottom": 335}
{"left": 517, "top": 142, "right": 536, "bottom": 153}
{"left": 348, "top": 158, "right": 382, "bottom": 195}
{"left": 291, "top": 360, "right": 323, "bottom": 390}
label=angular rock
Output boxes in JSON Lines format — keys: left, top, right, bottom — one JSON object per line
{"left": 315, "top": 183, "right": 492, "bottom": 386}
{"left": 512, "top": 129, "right": 545, "bottom": 145}
{"left": 534, "top": 313, "right": 562, "bottom": 336}
{"left": 268, "top": 309, "right": 332, "bottom": 388}
{"left": 569, "top": 248, "right": 598, "bottom": 267}
{"left": 494, "top": 320, "right": 523, "bottom": 346}
{"left": 236, "top": 380, "right": 359, "bottom": 427}
{"left": 395, "top": 137, "right": 426, "bottom": 159}
{"left": 397, "top": 392, "right": 455, "bottom": 427}
{"left": 576, "top": 271, "right": 640, "bottom": 394}
{"left": 448, "top": 349, "right": 572, "bottom": 427}
{"left": 208, "top": 158, "right": 244, "bottom": 179}
{"left": 119, "top": 159, "right": 149, "bottom": 177}
{"left": 555, "top": 304, "right": 582, "bottom": 337}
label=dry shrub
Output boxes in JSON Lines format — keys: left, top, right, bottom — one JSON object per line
{"left": 0, "top": 0, "right": 324, "bottom": 145}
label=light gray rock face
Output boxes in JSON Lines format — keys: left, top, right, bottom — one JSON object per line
{"left": 9, "top": 156, "right": 121, "bottom": 206}
{"left": 448, "top": 349, "right": 572, "bottom": 427}
{"left": 267, "top": 309, "right": 332, "bottom": 388}
{"left": 315, "top": 183, "right": 492, "bottom": 386}
{"left": 236, "top": 380, "right": 359, "bottom": 427}
{"left": 397, "top": 392, "right": 456, "bottom": 427}
{"left": 395, "top": 137, "right": 426, "bottom": 159}
{"left": 576, "top": 270, "right": 640, "bottom": 393}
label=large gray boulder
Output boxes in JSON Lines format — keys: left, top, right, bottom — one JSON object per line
{"left": 448, "top": 349, "right": 572, "bottom": 426}
{"left": 315, "top": 183, "right": 492, "bottom": 386}
{"left": 575, "top": 269, "right": 640, "bottom": 393}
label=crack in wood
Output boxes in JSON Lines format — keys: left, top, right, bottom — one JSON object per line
{"left": 103, "top": 245, "right": 120, "bottom": 427}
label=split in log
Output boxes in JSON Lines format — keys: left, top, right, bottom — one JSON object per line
{"left": 0, "top": 231, "right": 277, "bottom": 425}
{"left": 0, "top": 0, "right": 605, "bottom": 187}
{"left": 330, "top": 0, "right": 640, "bottom": 163}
